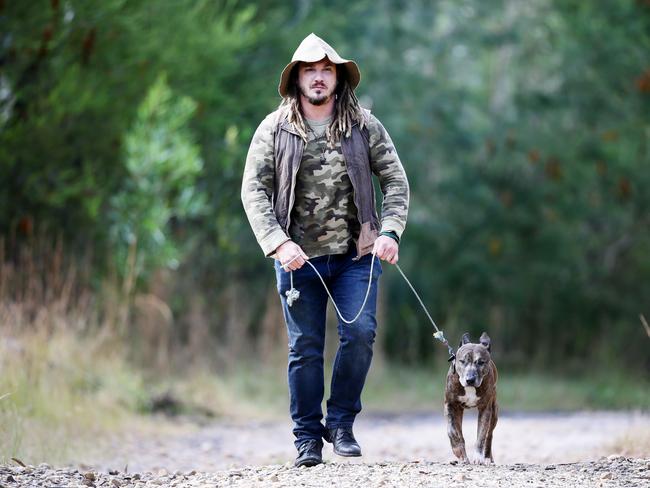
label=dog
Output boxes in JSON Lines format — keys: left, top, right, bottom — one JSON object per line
{"left": 444, "top": 332, "right": 498, "bottom": 464}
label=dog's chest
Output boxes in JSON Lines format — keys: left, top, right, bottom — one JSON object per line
{"left": 458, "top": 386, "right": 480, "bottom": 407}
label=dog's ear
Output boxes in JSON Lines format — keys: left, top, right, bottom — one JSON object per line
{"left": 459, "top": 332, "right": 471, "bottom": 348}
{"left": 479, "top": 332, "right": 491, "bottom": 352}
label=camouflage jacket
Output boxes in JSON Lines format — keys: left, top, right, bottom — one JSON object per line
{"left": 241, "top": 107, "right": 409, "bottom": 258}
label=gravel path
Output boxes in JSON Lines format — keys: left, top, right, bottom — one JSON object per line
{"left": 2, "top": 456, "right": 648, "bottom": 488}
{"left": 2, "top": 411, "right": 648, "bottom": 487}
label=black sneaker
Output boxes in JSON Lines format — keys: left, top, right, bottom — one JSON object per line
{"left": 294, "top": 439, "right": 323, "bottom": 467}
{"left": 327, "top": 427, "right": 362, "bottom": 457}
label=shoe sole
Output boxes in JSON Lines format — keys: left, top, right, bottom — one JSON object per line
{"left": 333, "top": 448, "right": 362, "bottom": 457}
{"left": 294, "top": 457, "right": 323, "bottom": 468}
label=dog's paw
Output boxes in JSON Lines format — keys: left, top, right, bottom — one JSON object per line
{"left": 472, "top": 455, "right": 494, "bottom": 465}
{"left": 449, "top": 457, "right": 470, "bottom": 465}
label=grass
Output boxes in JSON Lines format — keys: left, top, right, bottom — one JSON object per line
{"left": 496, "top": 370, "right": 648, "bottom": 411}
{"left": 363, "top": 362, "right": 649, "bottom": 413}
{"left": 0, "top": 330, "right": 148, "bottom": 465}
{"left": 0, "top": 331, "right": 286, "bottom": 465}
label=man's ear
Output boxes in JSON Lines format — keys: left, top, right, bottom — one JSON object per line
{"left": 479, "top": 332, "right": 491, "bottom": 352}
{"left": 459, "top": 332, "right": 471, "bottom": 348}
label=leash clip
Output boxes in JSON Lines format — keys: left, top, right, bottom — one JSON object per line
{"left": 433, "top": 330, "right": 445, "bottom": 342}
{"left": 433, "top": 330, "right": 456, "bottom": 362}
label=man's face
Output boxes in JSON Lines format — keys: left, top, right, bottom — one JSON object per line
{"left": 297, "top": 58, "right": 338, "bottom": 106}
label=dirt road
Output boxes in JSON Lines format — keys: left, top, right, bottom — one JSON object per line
{"left": 96, "top": 410, "right": 649, "bottom": 471}
{"left": 2, "top": 411, "right": 648, "bottom": 487}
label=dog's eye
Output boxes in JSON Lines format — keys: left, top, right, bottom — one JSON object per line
{"left": 458, "top": 359, "right": 466, "bottom": 365}
{"left": 476, "top": 360, "right": 486, "bottom": 366}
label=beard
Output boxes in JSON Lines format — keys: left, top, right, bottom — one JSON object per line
{"left": 299, "top": 84, "right": 336, "bottom": 106}
{"left": 307, "top": 94, "right": 329, "bottom": 106}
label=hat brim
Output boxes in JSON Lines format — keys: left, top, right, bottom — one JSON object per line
{"left": 278, "top": 57, "right": 361, "bottom": 98}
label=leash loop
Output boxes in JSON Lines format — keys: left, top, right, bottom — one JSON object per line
{"left": 285, "top": 251, "right": 377, "bottom": 325}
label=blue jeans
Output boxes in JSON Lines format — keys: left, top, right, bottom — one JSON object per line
{"left": 274, "top": 248, "right": 382, "bottom": 447}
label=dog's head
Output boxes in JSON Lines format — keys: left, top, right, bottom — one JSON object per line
{"left": 454, "top": 332, "right": 493, "bottom": 388}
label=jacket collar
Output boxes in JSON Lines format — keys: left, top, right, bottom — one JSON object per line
{"left": 280, "top": 117, "right": 302, "bottom": 137}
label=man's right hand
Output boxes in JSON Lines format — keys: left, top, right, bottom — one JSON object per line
{"left": 276, "top": 241, "right": 309, "bottom": 271}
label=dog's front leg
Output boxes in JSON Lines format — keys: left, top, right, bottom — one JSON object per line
{"left": 445, "top": 402, "right": 468, "bottom": 463}
{"left": 475, "top": 399, "right": 498, "bottom": 464}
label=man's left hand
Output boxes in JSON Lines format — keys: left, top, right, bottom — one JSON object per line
{"left": 373, "top": 235, "right": 399, "bottom": 264}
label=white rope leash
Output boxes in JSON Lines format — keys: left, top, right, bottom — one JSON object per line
{"left": 284, "top": 252, "right": 454, "bottom": 355}
{"left": 393, "top": 263, "right": 454, "bottom": 356}
{"left": 394, "top": 263, "right": 440, "bottom": 334}
{"left": 286, "top": 251, "right": 377, "bottom": 325}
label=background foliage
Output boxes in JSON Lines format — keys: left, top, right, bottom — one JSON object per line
{"left": 1, "top": 0, "right": 649, "bottom": 371}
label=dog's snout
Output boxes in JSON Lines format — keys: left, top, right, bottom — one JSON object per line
{"left": 465, "top": 376, "right": 476, "bottom": 386}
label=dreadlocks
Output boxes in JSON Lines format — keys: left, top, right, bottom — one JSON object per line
{"left": 279, "top": 66, "right": 367, "bottom": 146}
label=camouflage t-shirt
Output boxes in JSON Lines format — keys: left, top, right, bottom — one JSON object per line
{"left": 288, "top": 116, "right": 359, "bottom": 258}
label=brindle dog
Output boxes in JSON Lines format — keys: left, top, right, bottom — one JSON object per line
{"left": 444, "top": 332, "right": 498, "bottom": 464}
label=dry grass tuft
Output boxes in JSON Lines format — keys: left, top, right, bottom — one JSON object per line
{"left": 607, "top": 422, "right": 650, "bottom": 458}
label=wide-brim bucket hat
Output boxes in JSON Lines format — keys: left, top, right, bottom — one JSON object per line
{"left": 278, "top": 33, "right": 361, "bottom": 97}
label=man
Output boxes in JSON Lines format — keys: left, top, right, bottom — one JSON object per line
{"left": 241, "top": 33, "right": 409, "bottom": 467}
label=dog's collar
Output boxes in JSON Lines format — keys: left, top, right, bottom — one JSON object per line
{"left": 448, "top": 352, "right": 456, "bottom": 373}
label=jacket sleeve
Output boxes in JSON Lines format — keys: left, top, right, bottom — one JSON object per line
{"left": 367, "top": 114, "right": 410, "bottom": 239}
{"left": 241, "top": 114, "right": 290, "bottom": 257}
